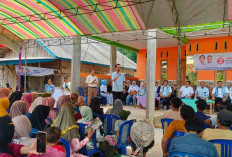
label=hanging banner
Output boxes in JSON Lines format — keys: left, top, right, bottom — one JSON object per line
{"left": 15, "top": 65, "right": 54, "bottom": 76}
{"left": 194, "top": 52, "right": 232, "bottom": 70}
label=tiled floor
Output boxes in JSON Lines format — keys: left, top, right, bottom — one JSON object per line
{"left": 102, "top": 106, "right": 165, "bottom": 157}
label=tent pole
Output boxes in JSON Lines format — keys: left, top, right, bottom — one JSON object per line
{"left": 24, "top": 41, "right": 27, "bottom": 94}
{"left": 146, "top": 29, "right": 157, "bottom": 122}
{"left": 110, "top": 45, "right": 117, "bottom": 74}
{"left": 176, "top": 27, "right": 182, "bottom": 97}
{"left": 18, "top": 46, "right": 23, "bottom": 91}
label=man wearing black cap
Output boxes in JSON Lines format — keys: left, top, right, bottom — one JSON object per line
{"left": 202, "top": 109, "right": 232, "bottom": 156}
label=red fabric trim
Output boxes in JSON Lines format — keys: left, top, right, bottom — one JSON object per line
{"left": 51, "top": 145, "right": 65, "bottom": 153}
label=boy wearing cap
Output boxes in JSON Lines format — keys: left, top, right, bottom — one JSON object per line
{"left": 202, "top": 109, "right": 232, "bottom": 156}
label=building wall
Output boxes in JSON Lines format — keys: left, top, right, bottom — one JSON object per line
{"left": 11, "top": 60, "right": 137, "bottom": 92}
{"left": 0, "top": 65, "right": 15, "bottom": 88}
{"left": 186, "top": 36, "right": 232, "bottom": 86}
{"left": 136, "top": 46, "right": 186, "bottom": 85}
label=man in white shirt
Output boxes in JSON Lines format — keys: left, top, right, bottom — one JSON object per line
{"left": 195, "top": 81, "right": 209, "bottom": 100}
{"left": 160, "top": 80, "right": 172, "bottom": 110}
{"left": 62, "top": 77, "right": 71, "bottom": 96}
{"left": 180, "top": 81, "right": 194, "bottom": 99}
{"left": 126, "top": 81, "right": 139, "bottom": 105}
{"left": 85, "top": 69, "right": 98, "bottom": 105}
{"left": 211, "top": 81, "right": 230, "bottom": 111}
{"left": 112, "top": 64, "right": 126, "bottom": 103}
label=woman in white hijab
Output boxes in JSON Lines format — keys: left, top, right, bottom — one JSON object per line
{"left": 29, "top": 97, "right": 43, "bottom": 113}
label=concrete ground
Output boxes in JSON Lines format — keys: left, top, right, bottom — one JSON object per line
{"left": 102, "top": 106, "right": 165, "bottom": 157}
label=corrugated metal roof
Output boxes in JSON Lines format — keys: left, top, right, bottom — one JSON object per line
{"left": 37, "top": 38, "right": 137, "bottom": 70}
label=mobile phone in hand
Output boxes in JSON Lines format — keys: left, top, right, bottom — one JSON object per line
{"left": 37, "top": 131, "right": 47, "bottom": 153}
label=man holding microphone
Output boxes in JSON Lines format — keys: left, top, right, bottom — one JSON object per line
{"left": 85, "top": 69, "right": 98, "bottom": 105}
{"left": 112, "top": 64, "right": 126, "bottom": 103}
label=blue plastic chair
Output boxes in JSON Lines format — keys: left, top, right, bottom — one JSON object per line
{"left": 161, "top": 118, "right": 174, "bottom": 134}
{"left": 167, "top": 131, "right": 186, "bottom": 152}
{"left": 169, "top": 151, "right": 205, "bottom": 157}
{"left": 102, "top": 114, "right": 120, "bottom": 135}
{"left": 204, "top": 124, "right": 211, "bottom": 129}
{"left": 25, "top": 113, "right": 32, "bottom": 119}
{"left": 46, "top": 118, "right": 52, "bottom": 124}
{"left": 209, "top": 139, "right": 232, "bottom": 157}
{"left": 78, "top": 87, "right": 88, "bottom": 105}
{"left": 97, "top": 87, "right": 107, "bottom": 106}
{"left": 30, "top": 128, "right": 39, "bottom": 138}
{"left": 77, "top": 123, "right": 100, "bottom": 157}
{"left": 230, "top": 127, "right": 232, "bottom": 130}
{"left": 116, "top": 119, "right": 135, "bottom": 155}
{"left": 60, "top": 138, "right": 70, "bottom": 157}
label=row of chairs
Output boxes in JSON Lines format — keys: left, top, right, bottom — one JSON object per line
{"left": 78, "top": 87, "right": 107, "bottom": 106}
{"left": 161, "top": 118, "right": 232, "bottom": 157}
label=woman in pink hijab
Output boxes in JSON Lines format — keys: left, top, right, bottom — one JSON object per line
{"left": 42, "top": 97, "right": 56, "bottom": 120}
{"left": 56, "top": 95, "right": 71, "bottom": 116}
{"left": 0, "top": 88, "right": 11, "bottom": 98}
{"left": 21, "top": 93, "right": 33, "bottom": 112}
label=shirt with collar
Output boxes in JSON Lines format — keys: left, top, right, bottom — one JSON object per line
{"left": 195, "top": 112, "right": 211, "bottom": 121}
{"left": 195, "top": 86, "right": 209, "bottom": 98}
{"left": 169, "top": 133, "right": 218, "bottom": 157}
{"left": 45, "top": 84, "right": 55, "bottom": 92}
{"left": 180, "top": 86, "right": 194, "bottom": 98}
{"left": 85, "top": 75, "right": 98, "bottom": 87}
{"left": 212, "top": 86, "right": 229, "bottom": 98}
{"left": 111, "top": 71, "right": 126, "bottom": 92}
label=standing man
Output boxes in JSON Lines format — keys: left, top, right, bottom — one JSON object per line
{"left": 62, "top": 77, "right": 71, "bottom": 96}
{"left": 195, "top": 81, "right": 209, "bottom": 100}
{"left": 85, "top": 69, "right": 98, "bottom": 105}
{"left": 211, "top": 81, "right": 230, "bottom": 111}
{"left": 160, "top": 80, "right": 172, "bottom": 110}
{"left": 45, "top": 79, "right": 55, "bottom": 95}
{"left": 112, "top": 64, "right": 126, "bottom": 103}
{"left": 179, "top": 81, "right": 194, "bottom": 99}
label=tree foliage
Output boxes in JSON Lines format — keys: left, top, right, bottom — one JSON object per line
{"left": 117, "top": 48, "right": 137, "bottom": 63}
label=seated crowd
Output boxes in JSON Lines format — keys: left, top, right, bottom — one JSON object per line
{"left": 162, "top": 96, "right": 232, "bottom": 157}
{"left": 0, "top": 87, "right": 155, "bottom": 157}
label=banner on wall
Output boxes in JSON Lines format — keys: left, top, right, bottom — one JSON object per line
{"left": 194, "top": 52, "right": 232, "bottom": 70}
{"left": 15, "top": 65, "right": 54, "bottom": 76}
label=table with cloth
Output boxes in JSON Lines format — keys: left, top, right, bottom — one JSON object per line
{"left": 181, "top": 99, "right": 215, "bottom": 114}
{"left": 136, "top": 96, "right": 160, "bottom": 108}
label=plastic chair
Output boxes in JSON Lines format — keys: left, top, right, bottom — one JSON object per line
{"left": 59, "top": 138, "right": 70, "bottom": 157}
{"left": 30, "top": 128, "right": 39, "bottom": 138}
{"left": 77, "top": 123, "right": 100, "bottom": 157}
{"left": 78, "top": 87, "right": 88, "bottom": 105}
{"left": 161, "top": 118, "right": 174, "bottom": 134}
{"left": 230, "top": 127, "right": 232, "bottom": 130}
{"left": 169, "top": 151, "right": 205, "bottom": 157}
{"left": 167, "top": 131, "right": 186, "bottom": 152}
{"left": 116, "top": 119, "right": 135, "bottom": 155}
{"left": 97, "top": 87, "right": 107, "bottom": 106}
{"left": 25, "top": 113, "right": 32, "bottom": 119}
{"left": 204, "top": 124, "right": 211, "bottom": 129}
{"left": 209, "top": 139, "right": 232, "bottom": 157}
{"left": 102, "top": 114, "right": 120, "bottom": 135}
{"left": 46, "top": 118, "right": 52, "bottom": 124}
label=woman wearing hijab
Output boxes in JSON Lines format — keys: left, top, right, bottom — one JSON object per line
{"left": 100, "top": 80, "right": 113, "bottom": 105}
{"left": 9, "top": 101, "right": 27, "bottom": 118}
{"left": 78, "top": 106, "right": 104, "bottom": 150}
{"left": 30, "top": 105, "right": 50, "bottom": 131}
{"left": 29, "top": 97, "right": 43, "bottom": 113}
{"left": 21, "top": 93, "right": 33, "bottom": 112}
{"left": 78, "top": 106, "right": 93, "bottom": 123}
{"left": 12, "top": 115, "right": 35, "bottom": 146}
{"left": 0, "top": 115, "right": 37, "bottom": 156}
{"left": 0, "top": 98, "right": 10, "bottom": 117}
{"left": 90, "top": 97, "right": 104, "bottom": 116}
{"left": 105, "top": 99, "right": 123, "bottom": 132}
{"left": 9, "top": 91, "right": 23, "bottom": 108}
{"left": 56, "top": 95, "right": 72, "bottom": 116}
{"left": 0, "top": 88, "right": 11, "bottom": 98}
{"left": 31, "top": 92, "right": 38, "bottom": 103}
{"left": 52, "top": 103, "right": 94, "bottom": 156}
{"left": 42, "top": 97, "right": 56, "bottom": 120}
